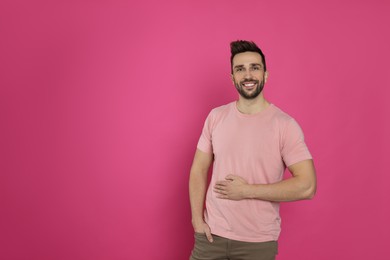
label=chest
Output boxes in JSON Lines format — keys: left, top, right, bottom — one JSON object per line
{"left": 212, "top": 116, "right": 281, "bottom": 160}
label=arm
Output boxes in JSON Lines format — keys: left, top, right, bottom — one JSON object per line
{"left": 189, "top": 149, "right": 214, "bottom": 242}
{"left": 214, "top": 159, "right": 316, "bottom": 202}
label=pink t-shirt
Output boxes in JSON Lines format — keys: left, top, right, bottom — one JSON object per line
{"left": 197, "top": 101, "right": 312, "bottom": 242}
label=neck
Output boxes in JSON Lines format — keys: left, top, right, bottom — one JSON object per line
{"left": 236, "top": 93, "right": 270, "bottom": 115}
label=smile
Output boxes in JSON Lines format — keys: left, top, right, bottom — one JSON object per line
{"left": 241, "top": 81, "right": 258, "bottom": 88}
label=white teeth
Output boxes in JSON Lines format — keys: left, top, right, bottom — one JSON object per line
{"left": 244, "top": 83, "right": 255, "bottom": 87}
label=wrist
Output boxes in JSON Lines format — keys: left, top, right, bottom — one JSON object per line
{"left": 191, "top": 217, "right": 205, "bottom": 226}
{"left": 244, "top": 184, "right": 255, "bottom": 199}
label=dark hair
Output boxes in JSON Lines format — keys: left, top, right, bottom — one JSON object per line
{"left": 230, "top": 40, "right": 266, "bottom": 73}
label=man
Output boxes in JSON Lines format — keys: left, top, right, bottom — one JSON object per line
{"left": 189, "top": 40, "right": 316, "bottom": 260}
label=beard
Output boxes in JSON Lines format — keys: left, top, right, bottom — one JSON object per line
{"left": 234, "top": 78, "right": 265, "bottom": 100}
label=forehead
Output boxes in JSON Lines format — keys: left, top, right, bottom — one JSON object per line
{"left": 232, "top": 51, "right": 263, "bottom": 66}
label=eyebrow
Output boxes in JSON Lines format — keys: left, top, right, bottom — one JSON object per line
{"left": 233, "top": 63, "right": 263, "bottom": 69}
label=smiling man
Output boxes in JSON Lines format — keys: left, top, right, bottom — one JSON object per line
{"left": 189, "top": 40, "right": 317, "bottom": 260}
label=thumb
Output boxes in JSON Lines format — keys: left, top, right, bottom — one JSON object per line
{"left": 205, "top": 227, "right": 213, "bottom": 243}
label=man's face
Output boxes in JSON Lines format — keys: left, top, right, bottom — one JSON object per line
{"left": 231, "top": 52, "right": 268, "bottom": 100}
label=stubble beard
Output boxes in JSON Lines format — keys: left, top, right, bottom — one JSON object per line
{"left": 234, "top": 78, "right": 265, "bottom": 100}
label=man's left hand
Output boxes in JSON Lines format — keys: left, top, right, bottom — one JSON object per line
{"left": 214, "top": 175, "right": 249, "bottom": 200}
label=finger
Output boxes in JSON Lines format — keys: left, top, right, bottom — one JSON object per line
{"left": 225, "top": 174, "right": 235, "bottom": 180}
{"left": 215, "top": 181, "right": 229, "bottom": 187}
{"left": 214, "top": 184, "right": 225, "bottom": 191}
{"left": 205, "top": 229, "right": 213, "bottom": 243}
{"left": 214, "top": 188, "right": 227, "bottom": 195}
{"left": 215, "top": 180, "right": 228, "bottom": 186}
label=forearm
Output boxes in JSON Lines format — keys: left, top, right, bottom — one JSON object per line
{"left": 189, "top": 170, "right": 208, "bottom": 224}
{"left": 214, "top": 160, "right": 316, "bottom": 202}
{"left": 245, "top": 175, "right": 316, "bottom": 202}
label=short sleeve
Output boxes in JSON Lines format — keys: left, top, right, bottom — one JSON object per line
{"left": 197, "top": 111, "right": 213, "bottom": 154}
{"left": 281, "top": 119, "right": 312, "bottom": 167}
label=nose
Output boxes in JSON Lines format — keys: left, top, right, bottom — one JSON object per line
{"left": 244, "top": 69, "right": 253, "bottom": 79}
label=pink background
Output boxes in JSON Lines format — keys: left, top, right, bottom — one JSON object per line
{"left": 1, "top": 0, "right": 389, "bottom": 259}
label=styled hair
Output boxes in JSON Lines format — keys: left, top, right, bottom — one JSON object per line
{"left": 230, "top": 40, "right": 267, "bottom": 73}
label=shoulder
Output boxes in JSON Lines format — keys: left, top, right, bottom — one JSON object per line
{"left": 210, "top": 102, "right": 233, "bottom": 115}
{"left": 270, "top": 105, "right": 307, "bottom": 142}
{"left": 269, "top": 104, "right": 307, "bottom": 138}
{"left": 207, "top": 102, "right": 234, "bottom": 120}
{"left": 270, "top": 104, "right": 295, "bottom": 124}
{"left": 203, "top": 102, "right": 234, "bottom": 130}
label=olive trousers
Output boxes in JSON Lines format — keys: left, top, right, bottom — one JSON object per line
{"left": 190, "top": 233, "right": 278, "bottom": 260}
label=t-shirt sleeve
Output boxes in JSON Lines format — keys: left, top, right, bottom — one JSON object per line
{"left": 196, "top": 111, "right": 213, "bottom": 154}
{"left": 281, "top": 119, "right": 312, "bottom": 167}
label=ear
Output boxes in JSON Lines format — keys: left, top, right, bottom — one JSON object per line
{"left": 264, "top": 71, "right": 269, "bottom": 83}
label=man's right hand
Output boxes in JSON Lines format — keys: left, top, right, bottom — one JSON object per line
{"left": 193, "top": 221, "right": 213, "bottom": 243}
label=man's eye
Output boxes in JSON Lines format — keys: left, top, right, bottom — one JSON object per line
{"left": 252, "top": 67, "right": 260, "bottom": 70}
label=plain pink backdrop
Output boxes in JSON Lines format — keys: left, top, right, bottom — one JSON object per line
{"left": 1, "top": 0, "right": 389, "bottom": 259}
